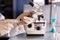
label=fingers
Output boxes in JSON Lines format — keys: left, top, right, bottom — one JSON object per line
{"left": 0, "top": 22, "right": 14, "bottom": 36}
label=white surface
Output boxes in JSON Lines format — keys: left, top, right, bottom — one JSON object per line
{"left": 27, "top": 30, "right": 45, "bottom": 34}
{"left": 52, "top": 0, "right": 60, "bottom": 3}
{"left": 33, "top": 0, "right": 44, "bottom": 2}
{"left": 33, "top": 0, "right": 44, "bottom": 5}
